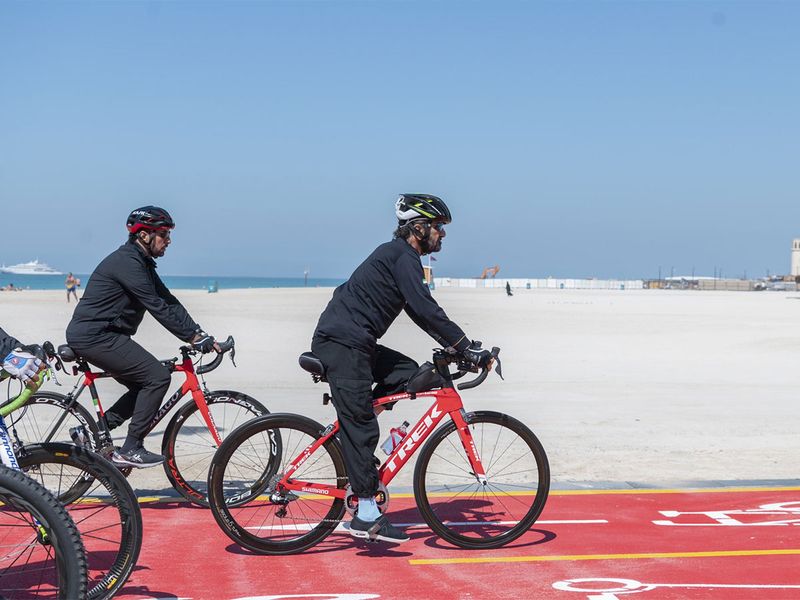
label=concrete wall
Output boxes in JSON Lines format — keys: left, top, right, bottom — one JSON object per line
{"left": 433, "top": 277, "right": 645, "bottom": 290}
{"left": 697, "top": 279, "right": 755, "bottom": 291}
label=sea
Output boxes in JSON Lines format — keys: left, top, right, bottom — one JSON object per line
{"left": 0, "top": 273, "right": 345, "bottom": 291}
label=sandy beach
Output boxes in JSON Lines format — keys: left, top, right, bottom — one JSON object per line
{"left": 2, "top": 287, "right": 799, "bottom": 491}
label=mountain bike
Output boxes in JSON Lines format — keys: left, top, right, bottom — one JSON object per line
{"left": 207, "top": 345, "right": 550, "bottom": 555}
{"left": 2, "top": 362, "right": 142, "bottom": 600}
{"left": 0, "top": 464, "right": 88, "bottom": 599}
{"left": 5, "top": 336, "right": 268, "bottom": 507}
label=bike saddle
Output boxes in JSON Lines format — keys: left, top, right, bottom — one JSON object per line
{"left": 299, "top": 352, "right": 327, "bottom": 382}
{"left": 57, "top": 345, "right": 78, "bottom": 362}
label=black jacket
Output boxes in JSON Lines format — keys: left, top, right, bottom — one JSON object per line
{"left": 314, "top": 237, "right": 470, "bottom": 354}
{"left": 66, "top": 241, "right": 200, "bottom": 343}
{"left": 0, "top": 327, "right": 22, "bottom": 358}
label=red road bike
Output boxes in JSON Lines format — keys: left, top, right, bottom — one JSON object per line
{"left": 208, "top": 345, "right": 550, "bottom": 554}
{"left": 6, "top": 337, "right": 267, "bottom": 506}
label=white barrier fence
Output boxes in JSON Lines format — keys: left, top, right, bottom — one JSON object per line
{"left": 433, "top": 278, "right": 645, "bottom": 290}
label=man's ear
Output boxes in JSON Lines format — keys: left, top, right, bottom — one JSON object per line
{"left": 138, "top": 231, "right": 151, "bottom": 244}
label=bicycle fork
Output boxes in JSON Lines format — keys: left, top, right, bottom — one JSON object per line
{"left": 450, "top": 410, "right": 488, "bottom": 486}
{"left": 189, "top": 387, "right": 223, "bottom": 447}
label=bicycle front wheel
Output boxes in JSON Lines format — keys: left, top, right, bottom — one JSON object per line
{"left": 208, "top": 413, "right": 347, "bottom": 555}
{"left": 414, "top": 410, "right": 550, "bottom": 549}
{"left": 18, "top": 443, "right": 143, "bottom": 600}
{"left": 0, "top": 465, "right": 88, "bottom": 600}
{"left": 162, "top": 389, "right": 269, "bottom": 507}
{"left": 6, "top": 391, "right": 99, "bottom": 448}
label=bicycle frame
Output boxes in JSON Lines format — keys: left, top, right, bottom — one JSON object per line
{"left": 0, "top": 371, "right": 60, "bottom": 542}
{"left": 1, "top": 370, "right": 45, "bottom": 469}
{"left": 0, "top": 416, "right": 20, "bottom": 469}
{"left": 45, "top": 352, "right": 223, "bottom": 447}
{"left": 279, "top": 385, "right": 486, "bottom": 499}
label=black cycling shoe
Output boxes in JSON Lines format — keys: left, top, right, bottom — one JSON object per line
{"left": 347, "top": 515, "right": 409, "bottom": 544}
{"left": 111, "top": 446, "right": 165, "bottom": 468}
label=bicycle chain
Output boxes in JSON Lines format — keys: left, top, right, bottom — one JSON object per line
{"left": 267, "top": 474, "right": 350, "bottom": 525}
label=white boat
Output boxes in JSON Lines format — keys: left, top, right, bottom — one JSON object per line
{"left": 0, "top": 260, "right": 63, "bottom": 275}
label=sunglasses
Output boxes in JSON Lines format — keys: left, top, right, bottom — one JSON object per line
{"left": 153, "top": 229, "right": 172, "bottom": 238}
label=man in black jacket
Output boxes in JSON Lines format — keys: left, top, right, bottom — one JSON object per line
{"left": 312, "top": 194, "right": 493, "bottom": 543}
{"left": 66, "top": 206, "right": 218, "bottom": 468}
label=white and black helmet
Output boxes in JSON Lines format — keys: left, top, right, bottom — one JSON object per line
{"left": 395, "top": 194, "right": 452, "bottom": 224}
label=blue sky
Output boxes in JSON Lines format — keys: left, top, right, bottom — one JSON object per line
{"left": 2, "top": 1, "right": 799, "bottom": 279}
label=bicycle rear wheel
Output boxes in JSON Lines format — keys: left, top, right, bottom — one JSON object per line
{"left": 18, "top": 443, "right": 143, "bottom": 600}
{"left": 0, "top": 464, "right": 88, "bottom": 600}
{"left": 208, "top": 413, "right": 347, "bottom": 555}
{"left": 414, "top": 410, "right": 550, "bottom": 549}
{"left": 162, "top": 389, "right": 268, "bottom": 507}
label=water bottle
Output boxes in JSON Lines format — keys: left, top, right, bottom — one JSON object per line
{"left": 381, "top": 421, "right": 410, "bottom": 455}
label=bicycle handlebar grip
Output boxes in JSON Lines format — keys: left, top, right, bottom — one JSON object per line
{"left": 457, "top": 368, "right": 489, "bottom": 391}
{"left": 196, "top": 336, "right": 234, "bottom": 374}
{"left": 218, "top": 335, "right": 235, "bottom": 353}
{"left": 0, "top": 369, "right": 48, "bottom": 418}
{"left": 456, "top": 346, "right": 501, "bottom": 391}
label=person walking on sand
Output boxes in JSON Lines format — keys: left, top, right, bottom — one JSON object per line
{"left": 506, "top": 281, "right": 513, "bottom": 297}
{"left": 65, "top": 273, "right": 80, "bottom": 302}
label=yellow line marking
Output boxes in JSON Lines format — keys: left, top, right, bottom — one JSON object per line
{"left": 410, "top": 548, "right": 800, "bottom": 566}
{"left": 129, "top": 485, "right": 800, "bottom": 505}
{"left": 394, "top": 486, "right": 800, "bottom": 499}
{"left": 550, "top": 486, "right": 800, "bottom": 496}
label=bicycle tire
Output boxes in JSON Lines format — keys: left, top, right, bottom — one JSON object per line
{"left": 18, "top": 443, "right": 143, "bottom": 600}
{"left": 162, "top": 389, "right": 269, "bottom": 507}
{"left": 413, "top": 410, "right": 550, "bottom": 549}
{"left": 7, "top": 391, "right": 100, "bottom": 448}
{"left": 208, "top": 413, "right": 347, "bottom": 555}
{"left": 0, "top": 464, "right": 88, "bottom": 600}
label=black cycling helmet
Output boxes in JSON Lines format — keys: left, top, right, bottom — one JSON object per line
{"left": 395, "top": 194, "right": 452, "bottom": 224}
{"left": 126, "top": 206, "right": 175, "bottom": 234}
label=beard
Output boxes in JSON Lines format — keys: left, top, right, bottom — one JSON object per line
{"left": 420, "top": 236, "right": 442, "bottom": 255}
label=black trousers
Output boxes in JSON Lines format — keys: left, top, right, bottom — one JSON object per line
{"left": 68, "top": 333, "right": 171, "bottom": 443}
{"left": 311, "top": 337, "right": 418, "bottom": 497}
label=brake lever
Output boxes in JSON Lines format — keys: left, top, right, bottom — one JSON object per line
{"left": 494, "top": 355, "right": 504, "bottom": 380}
{"left": 229, "top": 345, "right": 237, "bottom": 368}
{"left": 41, "top": 341, "right": 62, "bottom": 386}
{"left": 490, "top": 347, "right": 503, "bottom": 380}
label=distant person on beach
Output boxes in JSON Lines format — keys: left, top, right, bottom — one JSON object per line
{"left": 2, "top": 283, "right": 19, "bottom": 292}
{"left": 66, "top": 206, "right": 220, "bottom": 468}
{"left": 311, "top": 193, "right": 496, "bottom": 544}
{"left": 1, "top": 326, "right": 45, "bottom": 385}
{"left": 506, "top": 281, "right": 513, "bottom": 297}
{"left": 65, "top": 272, "right": 80, "bottom": 302}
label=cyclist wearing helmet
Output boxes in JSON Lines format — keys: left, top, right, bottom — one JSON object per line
{"left": 65, "top": 206, "right": 219, "bottom": 468}
{"left": 1, "top": 327, "right": 45, "bottom": 385}
{"left": 311, "top": 193, "right": 493, "bottom": 544}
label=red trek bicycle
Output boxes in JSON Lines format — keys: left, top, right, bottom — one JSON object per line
{"left": 208, "top": 345, "right": 550, "bottom": 554}
{"left": 7, "top": 337, "right": 267, "bottom": 506}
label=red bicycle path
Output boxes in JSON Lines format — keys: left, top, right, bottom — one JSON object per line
{"left": 116, "top": 486, "right": 800, "bottom": 600}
